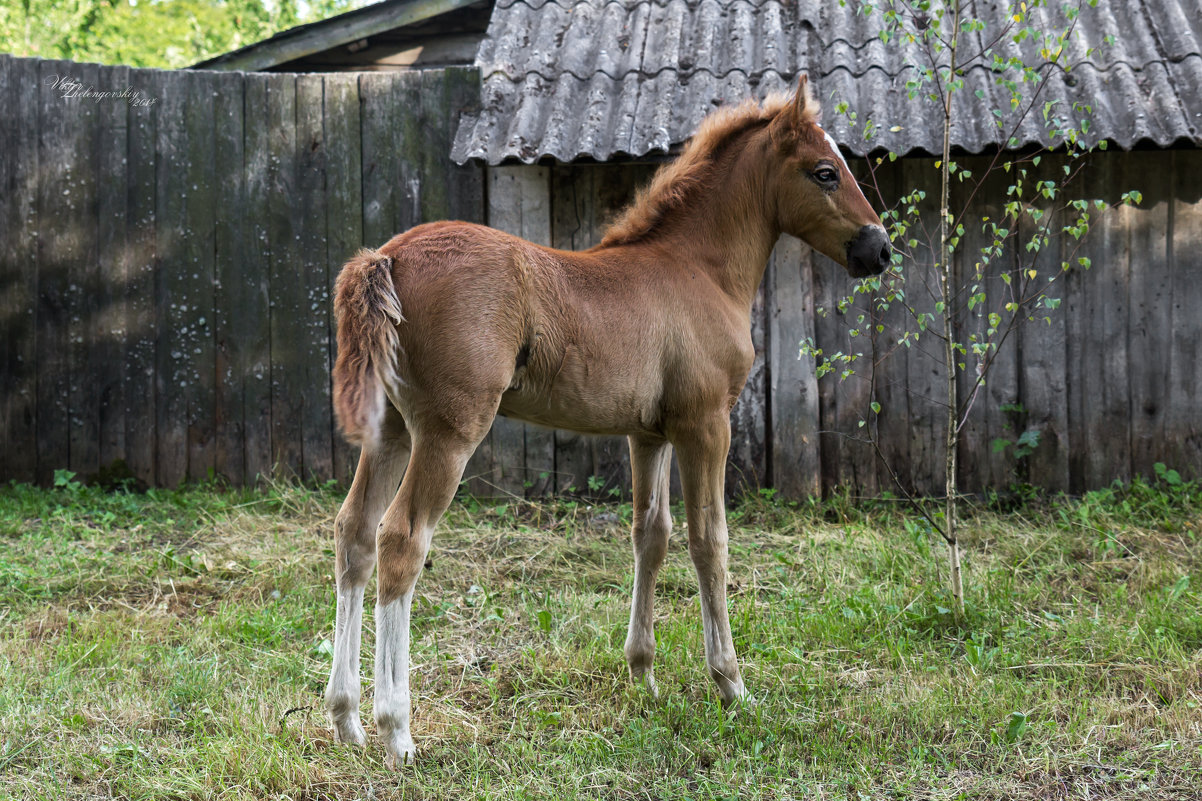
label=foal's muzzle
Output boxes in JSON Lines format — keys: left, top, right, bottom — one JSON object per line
{"left": 846, "top": 225, "right": 892, "bottom": 277}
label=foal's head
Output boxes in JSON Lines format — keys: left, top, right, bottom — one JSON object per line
{"left": 768, "top": 77, "right": 891, "bottom": 277}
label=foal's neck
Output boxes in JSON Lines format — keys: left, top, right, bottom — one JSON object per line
{"left": 653, "top": 131, "right": 781, "bottom": 311}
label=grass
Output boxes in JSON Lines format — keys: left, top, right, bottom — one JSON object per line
{"left": 1, "top": 471, "right": 1200, "bottom": 800}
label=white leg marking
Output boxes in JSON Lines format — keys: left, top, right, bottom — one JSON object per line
{"left": 325, "top": 583, "right": 367, "bottom": 745}
{"left": 687, "top": 505, "right": 748, "bottom": 706}
{"left": 696, "top": 569, "right": 747, "bottom": 704}
{"left": 624, "top": 443, "right": 671, "bottom": 697}
{"left": 625, "top": 504, "right": 667, "bottom": 696}
{"left": 375, "top": 592, "right": 416, "bottom": 768}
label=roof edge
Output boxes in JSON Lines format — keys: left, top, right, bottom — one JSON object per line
{"left": 190, "top": 0, "right": 484, "bottom": 72}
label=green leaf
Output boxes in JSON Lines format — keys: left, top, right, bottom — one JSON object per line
{"left": 1006, "top": 712, "right": 1029, "bottom": 743}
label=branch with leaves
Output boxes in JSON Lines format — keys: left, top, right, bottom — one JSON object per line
{"left": 812, "top": 0, "right": 1142, "bottom": 617}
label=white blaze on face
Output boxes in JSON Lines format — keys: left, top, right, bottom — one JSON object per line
{"left": 821, "top": 128, "right": 851, "bottom": 173}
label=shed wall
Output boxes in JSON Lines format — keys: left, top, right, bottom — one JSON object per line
{"left": 478, "top": 152, "right": 1202, "bottom": 498}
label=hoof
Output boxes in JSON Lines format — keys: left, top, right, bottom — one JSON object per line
{"left": 633, "top": 672, "right": 660, "bottom": 699}
{"left": 717, "top": 679, "right": 750, "bottom": 709}
{"left": 723, "top": 691, "right": 757, "bottom": 712}
{"left": 330, "top": 713, "right": 367, "bottom": 747}
{"left": 383, "top": 734, "right": 416, "bottom": 769}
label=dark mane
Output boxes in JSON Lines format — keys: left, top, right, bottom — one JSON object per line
{"left": 599, "top": 91, "right": 819, "bottom": 248}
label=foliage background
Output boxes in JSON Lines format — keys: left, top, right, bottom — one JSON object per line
{"left": 0, "top": 0, "right": 358, "bottom": 69}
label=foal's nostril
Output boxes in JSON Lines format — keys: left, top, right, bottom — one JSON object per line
{"left": 846, "top": 225, "right": 891, "bottom": 276}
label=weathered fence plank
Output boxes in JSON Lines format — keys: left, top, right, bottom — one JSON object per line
{"left": 865, "top": 161, "right": 910, "bottom": 497}
{"left": 297, "top": 74, "right": 334, "bottom": 482}
{"left": 1019, "top": 154, "right": 1071, "bottom": 493}
{"left": 183, "top": 69, "right": 217, "bottom": 482}
{"left": 360, "top": 72, "right": 401, "bottom": 247}
{"left": 1167, "top": 149, "right": 1202, "bottom": 479}
{"left": 1068, "top": 154, "right": 1131, "bottom": 491}
{"left": 214, "top": 70, "right": 248, "bottom": 486}
{"left": 0, "top": 55, "right": 12, "bottom": 479}
{"left": 813, "top": 253, "right": 879, "bottom": 495}
{"left": 267, "top": 74, "right": 305, "bottom": 477}
{"left": 767, "top": 235, "right": 821, "bottom": 497}
{"left": 395, "top": 72, "right": 423, "bottom": 235}
{"left": 444, "top": 69, "right": 488, "bottom": 492}
{"left": 1127, "top": 151, "right": 1172, "bottom": 480}
{"left": 1, "top": 56, "right": 39, "bottom": 483}
{"left": 241, "top": 74, "right": 275, "bottom": 484}
{"left": 36, "top": 60, "right": 80, "bottom": 483}
{"left": 899, "top": 158, "right": 947, "bottom": 496}
{"left": 124, "top": 66, "right": 158, "bottom": 485}
{"left": 66, "top": 62, "right": 101, "bottom": 480}
{"left": 323, "top": 73, "right": 364, "bottom": 485}
{"left": 442, "top": 68, "right": 485, "bottom": 225}
{"left": 154, "top": 69, "right": 190, "bottom": 486}
{"left": 96, "top": 65, "right": 130, "bottom": 472}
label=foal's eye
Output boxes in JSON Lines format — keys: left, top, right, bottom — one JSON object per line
{"left": 813, "top": 167, "right": 839, "bottom": 185}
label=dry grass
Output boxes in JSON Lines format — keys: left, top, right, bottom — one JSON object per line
{"left": 1, "top": 475, "right": 1199, "bottom": 800}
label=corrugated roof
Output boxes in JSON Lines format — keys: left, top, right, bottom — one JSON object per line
{"left": 452, "top": 0, "right": 1202, "bottom": 164}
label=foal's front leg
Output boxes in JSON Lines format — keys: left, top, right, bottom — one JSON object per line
{"left": 326, "top": 414, "right": 410, "bottom": 746}
{"left": 624, "top": 436, "right": 673, "bottom": 695}
{"left": 674, "top": 417, "right": 748, "bottom": 705}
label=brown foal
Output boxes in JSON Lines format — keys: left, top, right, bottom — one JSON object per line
{"left": 325, "top": 76, "right": 890, "bottom": 767}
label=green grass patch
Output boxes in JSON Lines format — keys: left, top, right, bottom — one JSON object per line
{"left": 1, "top": 475, "right": 1199, "bottom": 799}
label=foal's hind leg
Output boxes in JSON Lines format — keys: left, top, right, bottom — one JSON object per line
{"left": 373, "top": 418, "right": 487, "bottom": 768}
{"left": 326, "top": 406, "right": 411, "bottom": 746}
{"left": 673, "top": 415, "right": 748, "bottom": 705}
{"left": 624, "top": 436, "right": 673, "bottom": 696}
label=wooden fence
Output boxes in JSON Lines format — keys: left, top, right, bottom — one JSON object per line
{"left": 0, "top": 56, "right": 482, "bottom": 488}
{"left": 2, "top": 54, "right": 1199, "bottom": 496}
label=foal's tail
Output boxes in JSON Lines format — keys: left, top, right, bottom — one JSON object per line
{"left": 333, "top": 248, "right": 404, "bottom": 448}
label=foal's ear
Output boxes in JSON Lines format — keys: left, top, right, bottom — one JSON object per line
{"left": 790, "top": 74, "right": 810, "bottom": 124}
{"left": 770, "top": 74, "right": 814, "bottom": 146}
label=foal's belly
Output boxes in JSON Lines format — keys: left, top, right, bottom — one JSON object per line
{"left": 494, "top": 344, "right": 661, "bottom": 437}
{"left": 495, "top": 384, "right": 654, "bottom": 437}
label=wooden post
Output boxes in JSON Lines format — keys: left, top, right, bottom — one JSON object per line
{"left": 767, "top": 234, "right": 821, "bottom": 498}
{"left": 485, "top": 164, "right": 552, "bottom": 498}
